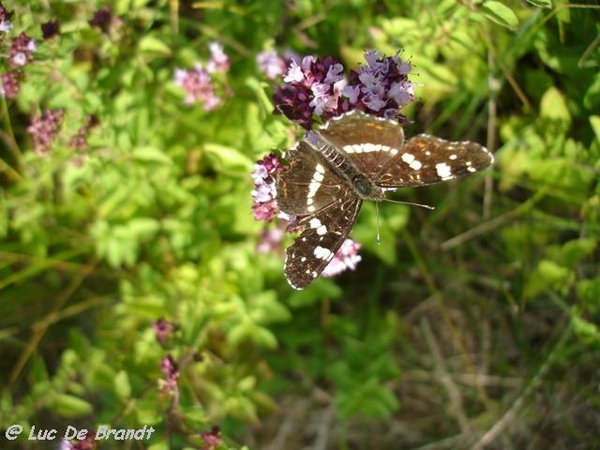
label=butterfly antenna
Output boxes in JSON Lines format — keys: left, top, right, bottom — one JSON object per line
{"left": 375, "top": 201, "right": 381, "bottom": 244}
{"left": 384, "top": 198, "right": 435, "bottom": 210}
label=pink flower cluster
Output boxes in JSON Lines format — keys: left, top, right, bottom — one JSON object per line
{"left": 251, "top": 153, "right": 285, "bottom": 222}
{"left": 27, "top": 109, "right": 64, "bottom": 155}
{"left": 0, "top": 4, "right": 38, "bottom": 99}
{"left": 267, "top": 48, "right": 415, "bottom": 129}
{"left": 0, "top": 28, "right": 36, "bottom": 99}
{"left": 174, "top": 42, "right": 230, "bottom": 110}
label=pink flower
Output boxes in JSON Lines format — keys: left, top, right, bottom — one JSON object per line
{"left": 251, "top": 154, "right": 284, "bottom": 222}
{"left": 256, "top": 50, "right": 287, "bottom": 79}
{"left": 174, "top": 42, "right": 229, "bottom": 109}
{"left": 9, "top": 32, "right": 36, "bottom": 68}
{"left": 174, "top": 65, "right": 221, "bottom": 110}
{"left": 322, "top": 239, "right": 362, "bottom": 278}
{"left": 207, "top": 42, "right": 229, "bottom": 73}
{"left": 0, "top": 71, "right": 21, "bottom": 99}
{"left": 27, "top": 109, "right": 64, "bottom": 155}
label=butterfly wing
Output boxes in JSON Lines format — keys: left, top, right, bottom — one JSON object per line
{"left": 375, "top": 134, "right": 494, "bottom": 188}
{"left": 316, "top": 110, "right": 493, "bottom": 189}
{"left": 284, "top": 196, "right": 362, "bottom": 289}
{"left": 316, "top": 110, "right": 406, "bottom": 177}
{"left": 276, "top": 141, "right": 344, "bottom": 216}
{"left": 276, "top": 136, "right": 364, "bottom": 289}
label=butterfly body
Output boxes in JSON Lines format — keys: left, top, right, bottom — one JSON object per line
{"left": 275, "top": 110, "right": 494, "bottom": 289}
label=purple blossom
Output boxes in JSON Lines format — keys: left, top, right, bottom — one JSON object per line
{"left": 251, "top": 153, "right": 284, "bottom": 222}
{"left": 256, "top": 50, "right": 288, "bottom": 79}
{"left": 89, "top": 5, "right": 112, "bottom": 33}
{"left": 283, "top": 58, "right": 305, "bottom": 83}
{"left": 200, "top": 426, "right": 222, "bottom": 450}
{"left": 27, "top": 108, "right": 64, "bottom": 155}
{"left": 58, "top": 441, "right": 72, "bottom": 450}
{"left": 41, "top": 20, "right": 60, "bottom": 39}
{"left": 321, "top": 239, "right": 362, "bottom": 278}
{"left": 174, "top": 42, "right": 229, "bottom": 110}
{"left": 59, "top": 432, "right": 95, "bottom": 450}
{"left": 159, "top": 355, "right": 180, "bottom": 393}
{"left": 9, "top": 32, "right": 36, "bottom": 68}
{"left": 0, "top": 30, "right": 36, "bottom": 100}
{"left": 69, "top": 114, "right": 99, "bottom": 151}
{"left": 0, "top": 4, "right": 13, "bottom": 33}
{"left": 152, "top": 318, "right": 175, "bottom": 346}
{"left": 274, "top": 55, "right": 348, "bottom": 129}
{"left": 0, "top": 71, "right": 21, "bottom": 99}
{"left": 72, "top": 114, "right": 99, "bottom": 147}
{"left": 344, "top": 49, "right": 415, "bottom": 119}
{"left": 174, "top": 64, "right": 221, "bottom": 110}
{"left": 273, "top": 49, "right": 415, "bottom": 128}
{"left": 206, "top": 42, "right": 229, "bottom": 73}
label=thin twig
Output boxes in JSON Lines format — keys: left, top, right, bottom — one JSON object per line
{"left": 471, "top": 320, "right": 572, "bottom": 449}
{"left": 266, "top": 399, "right": 310, "bottom": 450}
{"left": 312, "top": 404, "right": 335, "bottom": 450}
{"left": 440, "top": 189, "right": 546, "bottom": 250}
{"left": 420, "top": 317, "right": 473, "bottom": 437}
{"left": 484, "top": 49, "right": 497, "bottom": 221}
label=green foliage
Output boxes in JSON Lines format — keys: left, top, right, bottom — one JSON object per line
{"left": 1, "top": 0, "right": 599, "bottom": 449}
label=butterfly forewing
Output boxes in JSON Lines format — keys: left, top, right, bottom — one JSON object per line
{"left": 276, "top": 141, "right": 344, "bottom": 216}
{"left": 284, "top": 197, "right": 362, "bottom": 289}
{"left": 374, "top": 134, "right": 494, "bottom": 188}
{"left": 316, "top": 111, "right": 405, "bottom": 177}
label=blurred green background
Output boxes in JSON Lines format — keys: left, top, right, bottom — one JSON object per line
{"left": 1, "top": 0, "right": 599, "bottom": 449}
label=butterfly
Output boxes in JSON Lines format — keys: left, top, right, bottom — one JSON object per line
{"left": 275, "top": 110, "right": 494, "bottom": 289}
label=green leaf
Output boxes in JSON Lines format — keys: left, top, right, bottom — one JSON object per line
{"left": 524, "top": 260, "right": 573, "bottom": 299}
{"left": 336, "top": 377, "right": 399, "bottom": 419}
{"left": 203, "top": 143, "right": 253, "bottom": 174}
{"left": 114, "top": 370, "right": 132, "bottom": 400}
{"left": 228, "top": 321, "right": 278, "bottom": 349}
{"left": 571, "top": 314, "right": 600, "bottom": 342}
{"left": 249, "top": 291, "right": 291, "bottom": 323}
{"left": 524, "top": 0, "right": 552, "bottom": 7}
{"left": 127, "top": 217, "right": 161, "bottom": 240}
{"left": 545, "top": 238, "right": 597, "bottom": 267}
{"left": 482, "top": 1, "right": 519, "bottom": 29}
{"left": 30, "top": 357, "right": 50, "bottom": 385}
{"left": 138, "top": 35, "right": 172, "bottom": 58}
{"left": 540, "top": 87, "right": 571, "bottom": 123}
{"left": 181, "top": 408, "right": 209, "bottom": 425}
{"left": 590, "top": 115, "right": 600, "bottom": 141}
{"left": 132, "top": 147, "right": 174, "bottom": 165}
{"left": 253, "top": 326, "right": 278, "bottom": 349}
{"left": 226, "top": 395, "right": 259, "bottom": 423}
{"left": 583, "top": 74, "right": 600, "bottom": 110}
{"left": 577, "top": 278, "right": 600, "bottom": 309}
{"left": 53, "top": 394, "right": 94, "bottom": 417}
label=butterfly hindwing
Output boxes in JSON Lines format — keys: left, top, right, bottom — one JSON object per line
{"left": 284, "top": 197, "right": 362, "bottom": 289}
